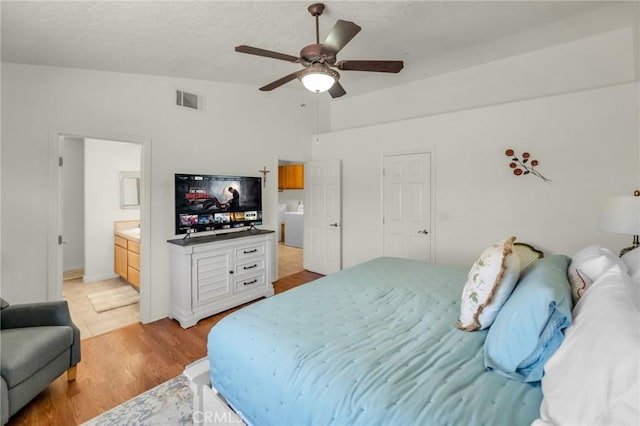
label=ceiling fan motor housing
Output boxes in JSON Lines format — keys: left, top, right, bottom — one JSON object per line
{"left": 300, "top": 43, "right": 336, "bottom": 66}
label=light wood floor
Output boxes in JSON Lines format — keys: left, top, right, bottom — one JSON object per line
{"left": 8, "top": 270, "right": 323, "bottom": 426}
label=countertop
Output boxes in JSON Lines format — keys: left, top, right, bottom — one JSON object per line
{"left": 115, "top": 228, "right": 140, "bottom": 242}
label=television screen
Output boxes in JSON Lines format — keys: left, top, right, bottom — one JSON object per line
{"left": 175, "top": 174, "right": 262, "bottom": 235}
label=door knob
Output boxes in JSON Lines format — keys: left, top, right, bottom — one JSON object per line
{"left": 329, "top": 223, "right": 339, "bottom": 227}
{"left": 417, "top": 229, "right": 429, "bottom": 234}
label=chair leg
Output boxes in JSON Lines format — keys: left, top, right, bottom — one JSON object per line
{"left": 67, "top": 365, "right": 77, "bottom": 381}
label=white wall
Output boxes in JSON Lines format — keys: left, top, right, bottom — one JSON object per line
{"left": 61, "top": 137, "right": 85, "bottom": 272}
{"left": 315, "top": 24, "right": 640, "bottom": 270}
{"left": 331, "top": 27, "right": 638, "bottom": 131}
{"left": 84, "top": 139, "right": 141, "bottom": 282}
{"left": 1, "top": 64, "right": 314, "bottom": 321}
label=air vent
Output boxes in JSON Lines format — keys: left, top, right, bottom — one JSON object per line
{"left": 176, "top": 89, "right": 205, "bottom": 111}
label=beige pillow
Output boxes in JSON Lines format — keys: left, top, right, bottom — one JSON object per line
{"left": 456, "top": 236, "right": 521, "bottom": 331}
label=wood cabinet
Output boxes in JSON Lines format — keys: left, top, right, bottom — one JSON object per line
{"left": 114, "top": 233, "right": 140, "bottom": 289}
{"left": 167, "top": 231, "right": 275, "bottom": 328}
{"left": 278, "top": 164, "right": 304, "bottom": 190}
{"left": 114, "top": 236, "right": 128, "bottom": 278}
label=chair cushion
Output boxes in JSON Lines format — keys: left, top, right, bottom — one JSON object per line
{"left": 0, "top": 326, "right": 73, "bottom": 388}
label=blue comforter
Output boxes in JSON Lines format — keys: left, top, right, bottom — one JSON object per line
{"left": 208, "top": 257, "right": 542, "bottom": 425}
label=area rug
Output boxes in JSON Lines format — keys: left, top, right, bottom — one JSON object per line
{"left": 87, "top": 285, "right": 140, "bottom": 313}
{"left": 82, "top": 374, "right": 193, "bottom": 426}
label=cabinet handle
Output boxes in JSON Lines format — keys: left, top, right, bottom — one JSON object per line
{"left": 243, "top": 279, "right": 258, "bottom": 286}
{"left": 243, "top": 249, "right": 258, "bottom": 254}
{"left": 243, "top": 264, "right": 258, "bottom": 270}
{"left": 229, "top": 271, "right": 234, "bottom": 274}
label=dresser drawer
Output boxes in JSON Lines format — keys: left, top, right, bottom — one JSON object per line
{"left": 235, "top": 243, "right": 265, "bottom": 260}
{"left": 128, "top": 250, "right": 140, "bottom": 270}
{"left": 234, "top": 258, "right": 265, "bottom": 276}
{"left": 235, "top": 274, "right": 265, "bottom": 293}
{"left": 128, "top": 240, "right": 140, "bottom": 254}
{"left": 115, "top": 235, "right": 128, "bottom": 249}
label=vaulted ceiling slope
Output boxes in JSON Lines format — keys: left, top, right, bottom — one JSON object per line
{"left": 1, "top": 1, "right": 637, "bottom": 97}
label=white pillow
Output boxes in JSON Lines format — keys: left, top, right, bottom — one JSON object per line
{"left": 568, "top": 245, "right": 628, "bottom": 303}
{"left": 456, "top": 236, "right": 520, "bottom": 331}
{"left": 536, "top": 264, "right": 639, "bottom": 426}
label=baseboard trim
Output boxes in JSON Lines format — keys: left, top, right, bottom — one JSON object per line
{"left": 63, "top": 269, "right": 84, "bottom": 281}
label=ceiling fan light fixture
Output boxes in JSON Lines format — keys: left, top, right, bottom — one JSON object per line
{"left": 299, "top": 65, "right": 339, "bottom": 93}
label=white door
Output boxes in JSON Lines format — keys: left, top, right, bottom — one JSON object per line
{"left": 304, "top": 160, "right": 342, "bottom": 274}
{"left": 383, "top": 153, "right": 432, "bottom": 261}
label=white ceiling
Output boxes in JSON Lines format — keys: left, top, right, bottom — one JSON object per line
{"left": 1, "top": 1, "right": 635, "bottom": 98}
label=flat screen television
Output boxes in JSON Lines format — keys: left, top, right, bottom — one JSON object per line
{"left": 175, "top": 174, "right": 262, "bottom": 235}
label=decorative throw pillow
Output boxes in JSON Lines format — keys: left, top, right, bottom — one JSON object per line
{"left": 568, "top": 245, "right": 628, "bottom": 303}
{"left": 535, "top": 264, "right": 639, "bottom": 426}
{"left": 0, "top": 298, "right": 8, "bottom": 310}
{"left": 484, "top": 255, "right": 572, "bottom": 383}
{"left": 456, "top": 236, "right": 520, "bottom": 331}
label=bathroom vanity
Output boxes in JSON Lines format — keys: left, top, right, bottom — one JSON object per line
{"left": 114, "top": 220, "right": 140, "bottom": 289}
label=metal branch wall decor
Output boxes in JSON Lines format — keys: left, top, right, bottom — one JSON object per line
{"left": 505, "top": 149, "right": 551, "bottom": 183}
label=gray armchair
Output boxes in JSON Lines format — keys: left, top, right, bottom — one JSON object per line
{"left": 0, "top": 299, "right": 81, "bottom": 424}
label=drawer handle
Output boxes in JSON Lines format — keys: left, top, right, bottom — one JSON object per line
{"left": 243, "top": 264, "right": 258, "bottom": 270}
{"left": 243, "top": 249, "right": 258, "bottom": 254}
{"left": 243, "top": 279, "right": 258, "bottom": 286}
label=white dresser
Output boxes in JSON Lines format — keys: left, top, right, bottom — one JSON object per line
{"left": 167, "top": 230, "right": 275, "bottom": 328}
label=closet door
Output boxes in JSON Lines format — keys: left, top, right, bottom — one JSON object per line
{"left": 383, "top": 153, "right": 432, "bottom": 262}
{"left": 304, "top": 160, "right": 342, "bottom": 275}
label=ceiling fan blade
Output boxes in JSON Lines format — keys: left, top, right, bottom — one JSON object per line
{"left": 323, "top": 20, "right": 362, "bottom": 55}
{"left": 328, "top": 81, "right": 347, "bottom": 98}
{"left": 259, "top": 72, "right": 300, "bottom": 91}
{"left": 336, "top": 60, "right": 404, "bottom": 73}
{"left": 235, "top": 45, "right": 299, "bottom": 63}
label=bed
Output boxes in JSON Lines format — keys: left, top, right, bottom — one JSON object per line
{"left": 189, "top": 243, "right": 639, "bottom": 426}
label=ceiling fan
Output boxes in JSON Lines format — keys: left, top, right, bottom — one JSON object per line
{"left": 235, "top": 2, "right": 404, "bottom": 98}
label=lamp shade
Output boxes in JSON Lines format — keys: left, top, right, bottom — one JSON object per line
{"left": 299, "top": 64, "right": 339, "bottom": 93}
{"left": 600, "top": 196, "right": 640, "bottom": 235}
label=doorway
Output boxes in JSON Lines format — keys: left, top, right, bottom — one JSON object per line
{"left": 48, "top": 128, "right": 152, "bottom": 332}
{"left": 277, "top": 159, "right": 305, "bottom": 278}
{"left": 383, "top": 152, "right": 433, "bottom": 262}
{"left": 61, "top": 137, "right": 143, "bottom": 338}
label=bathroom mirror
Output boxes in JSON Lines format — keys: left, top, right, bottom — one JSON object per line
{"left": 120, "top": 171, "right": 140, "bottom": 208}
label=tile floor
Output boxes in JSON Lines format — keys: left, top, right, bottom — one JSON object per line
{"left": 278, "top": 242, "right": 303, "bottom": 278}
{"left": 64, "top": 244, "right": 303, "bottom": 339}
{"left": 64, "top": 277, "right": 139, "bottom": 339}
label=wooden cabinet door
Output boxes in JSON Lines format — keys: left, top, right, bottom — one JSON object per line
{"left": 192, "top": 249, "right": 232, "bottom": 308}
{"left": 291, "top": 164, "right": 304, "bottom": 189}
{"left": 281, "top": 164, "right": 304, "bottom": 189}
{"left": 278, "top": 166, "right": 287, "bottom": 190}
{"left": 114, "top": 244, "right": 128, "bottom": 279}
